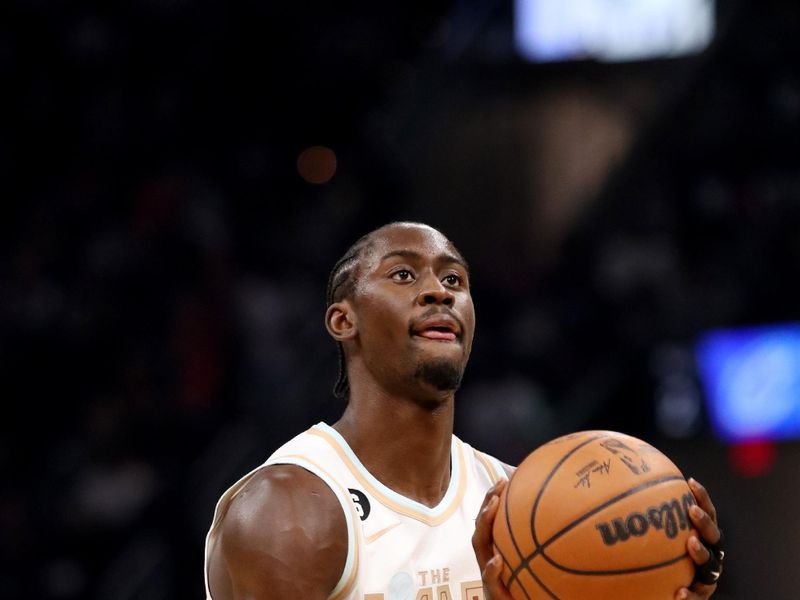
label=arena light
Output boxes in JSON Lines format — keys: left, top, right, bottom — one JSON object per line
{"left": 297, "top": 145, "right": 337, "bottom": 184}
{"left": 695, "top": 322, "right": 800, "bottom": 443}
{"left": 514, "top": 0, "right": 716, "bottom": 63}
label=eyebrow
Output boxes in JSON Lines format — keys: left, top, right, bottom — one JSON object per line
{"left": 379, "top": 249, "right": 469, "bottom": 273}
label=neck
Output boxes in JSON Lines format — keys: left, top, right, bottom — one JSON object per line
{"left": 332, "top": 376, "right": 455, "bottom": 508}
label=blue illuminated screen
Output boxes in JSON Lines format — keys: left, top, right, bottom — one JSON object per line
{"left": 696, "top": 323, "right": 800, "bottom": 442}
{"left": 514, "top": 0, "right": 716, "bottom": 63}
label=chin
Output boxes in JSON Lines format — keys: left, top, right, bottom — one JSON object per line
{"left": 413, "top": 358, "right": 464, "bottom": 392}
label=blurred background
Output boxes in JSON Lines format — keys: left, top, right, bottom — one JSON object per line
{"left": 2, "top": 0, "right": 799, "bottom": 598}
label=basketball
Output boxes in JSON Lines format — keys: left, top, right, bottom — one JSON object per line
{"left": 492, "top": 431, "right": 697, "bottom": 600}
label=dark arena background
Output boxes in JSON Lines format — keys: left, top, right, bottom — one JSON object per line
{"left": 2, "top": 1, "right": 799, "bottom": 598}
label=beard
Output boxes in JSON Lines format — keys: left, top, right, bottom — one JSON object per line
{"left": 413, "top": 357, "right": 464, "bottom": 392}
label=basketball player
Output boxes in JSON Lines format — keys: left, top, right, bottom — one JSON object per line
{"left": 204, "top": 222, "right": 723, "bottom": 600}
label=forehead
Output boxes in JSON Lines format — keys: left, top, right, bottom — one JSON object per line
{"left": 365, "top": 224, "right": 462, "bottom": 265}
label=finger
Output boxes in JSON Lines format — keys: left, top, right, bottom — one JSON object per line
{"left": 687, "top": 535, "right": 710, "bottom": 565}
{"left": 474, "top": 481, "right": 499, "bottom": 524}
{"left": 689, "top": 531, "right": 724, "bottom": 588}
{"left": 476, "top": 479, "right": 507, "bottom": 525}
{"left": 478, "top": 480, "right": 507, "bottom": 512}
{"left": 691, "top": 582, "right": 718, "bottom": 599}
{"left": 482, "top": 553, "right": 515, "bottom": 600}
{"left": 688, "top": 478, "right": 717, "bottom": 524}
{"left": 675, "top": 582, "right": 717, "bottom": 600}
{"left": 473, "top": 480, "right": 508, "bottom": 567}
{"left": 473, "top": 482, "right": 507, "bottom": 563}
{"left": 473, "top": 493, "right": 501, "bottom": 567}
{"left": 689, "top": 505, "right": 721, "bottom": 546}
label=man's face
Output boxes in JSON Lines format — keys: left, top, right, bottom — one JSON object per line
{"left": 349, "top": 223, "right": 475, "bottom": 395}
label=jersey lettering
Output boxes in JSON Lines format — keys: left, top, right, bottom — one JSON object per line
{"left": 418, "top": 567, "right": 450, "bottom": 586}
{"left": 412, "top": 584, "right": 453, "bottom": 600}
{"left": 364, "top": 578, "right": 479, "bottom": 600}
{"left": 459, "top": 580, "right": 485, "bottom": 600}
{"left": 436, "top": 584, "right": 453, "bottom": 600}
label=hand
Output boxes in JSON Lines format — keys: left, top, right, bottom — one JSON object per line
{"left": 472, "top": 480, "right": 515, "bottom": 600}
{"left": 675, "top": 478, "right": 724, "bottom": 600}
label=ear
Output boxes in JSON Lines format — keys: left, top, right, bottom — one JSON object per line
{"left": 325, "top": 301, "right": 357, "bottom": 342}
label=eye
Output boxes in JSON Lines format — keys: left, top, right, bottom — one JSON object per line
{"left": 391, "top": 269, "right": 414, "bottom": 282}
{"left": 443, "top": 273, "right": 462, "bottom": 286}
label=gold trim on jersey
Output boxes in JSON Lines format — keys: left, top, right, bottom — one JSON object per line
{"left": 473, "top": 450, "right": 501, "bottom": 485}
{"left": 308, "top": 426, "right": 468, "bottom": 526}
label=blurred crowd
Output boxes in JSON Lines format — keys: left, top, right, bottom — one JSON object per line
{"left": 1, "top": 1, "right": 799, "bottom": 598}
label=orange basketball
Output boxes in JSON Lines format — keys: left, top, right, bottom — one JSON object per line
{"left": 493, "top": 431, "right": 697, "bottom": 600}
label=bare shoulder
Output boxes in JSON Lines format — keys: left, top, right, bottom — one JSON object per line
{"left": 208, "top": 463, "right": 349, "bottom": 600}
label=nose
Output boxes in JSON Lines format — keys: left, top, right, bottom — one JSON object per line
{"left": 416, "top": 274, "right": 454, "bottom": 307}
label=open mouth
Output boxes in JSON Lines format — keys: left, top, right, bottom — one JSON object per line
{"left": 416, "top": 326, "right": 457, "bottom": 341}
{"left": 411, "top": 317, "right": 460, "bottom": 342}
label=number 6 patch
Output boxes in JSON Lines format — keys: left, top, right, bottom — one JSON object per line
{"left": 348, "top": 488, "right": 371, "bottom": 521}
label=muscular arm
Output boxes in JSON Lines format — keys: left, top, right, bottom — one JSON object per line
{"left": 207, "top": 464, "right": 349, "bottom": 600}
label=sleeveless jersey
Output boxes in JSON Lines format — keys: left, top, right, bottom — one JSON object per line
{"left": 204, "top": 422, "right": 508, "bottom": 600}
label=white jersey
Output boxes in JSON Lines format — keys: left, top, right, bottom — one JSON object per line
{"left": 204, "top": 422, "right": 508, "bottom": 600}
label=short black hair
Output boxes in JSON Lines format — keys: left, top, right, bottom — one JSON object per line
{"left": 325, "top": 230, "right": 376, "bottom": 399}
